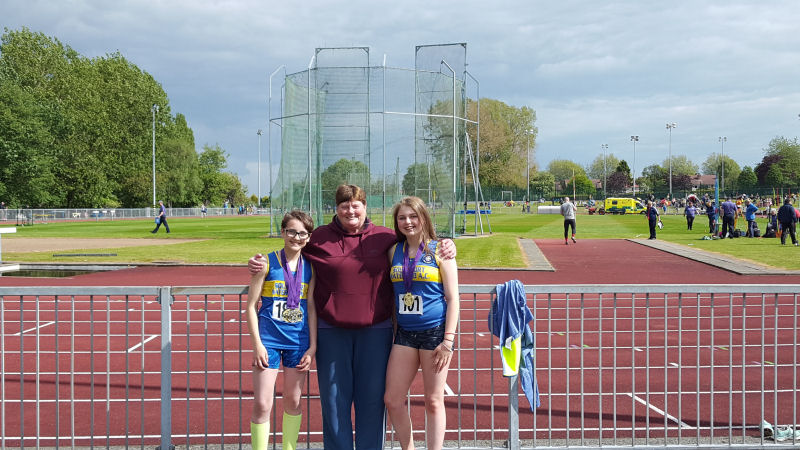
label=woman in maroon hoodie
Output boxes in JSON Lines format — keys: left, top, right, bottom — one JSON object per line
{"left": 249, "top": 184, "right": 455, "bottom": 449}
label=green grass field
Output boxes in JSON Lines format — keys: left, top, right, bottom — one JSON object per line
{"left": 3, "top": 209, "right": 798, "bottom": 269}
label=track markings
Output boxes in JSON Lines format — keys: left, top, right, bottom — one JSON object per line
{"left": 626, "top": 393, "right": 694, "bottom": 429}
{"left": 13, "top": 320, "right": 55, "bottom": 336}
{"left": 127, "top": 334, "right": 158, "bottom": 353}
{"left": 444, "top": 383, "right": 455, "bottom": 396}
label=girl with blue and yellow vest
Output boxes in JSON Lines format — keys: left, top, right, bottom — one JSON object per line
{"left": 245, "top": 211, "right": 317, "bottom": 450}
{"left": 384, "top": 196, "right": 459, "bottom": 450}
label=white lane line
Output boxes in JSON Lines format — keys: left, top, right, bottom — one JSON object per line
{"left": 128, "top": 335, "right": 158, "bottom": 353}
{"left": 14, "top": 321, "right": 55, "bottom": 336}
{"left": 626, "top": 393, "right": 694, "bottom": 429}
{"left": 444, "top": 383, "right": 454, "bottom": 396}
{"left": 669, "top": 362, "right": 679, "bottom": 368}
{"left": 228, "top": 318, "right": 237, "bottom": 322}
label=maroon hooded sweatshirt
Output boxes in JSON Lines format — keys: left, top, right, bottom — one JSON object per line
{"left": 303, "top": 216, "right": 397, "bottom": 328}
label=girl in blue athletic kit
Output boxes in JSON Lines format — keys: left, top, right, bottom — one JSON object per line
{"left": 245, "top": 211, "right": 317, "bottom": 450}
{"left": 384, "top": 196, "right": 459, "bottom": 450}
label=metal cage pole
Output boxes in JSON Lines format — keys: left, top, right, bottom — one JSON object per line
{"left": 268, "top": 65, "right": 285, "bottom": 236}
{"left": 441, "top": 59, "right": 457, "bottom": 238}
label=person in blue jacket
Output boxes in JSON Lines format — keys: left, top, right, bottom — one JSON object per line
{"left": 744, "top": 199, "right": 759, "bottom": 237}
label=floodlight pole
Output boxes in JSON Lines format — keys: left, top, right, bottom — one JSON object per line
{"left": 601, "top": 144, "right": 608, "bottom": 199}
{"left": 269, "top": 65, "right": 285, "bottom": 235}
{"left": 151, "top": 104, "right": 159, "bottom": 208}
{"left": 257, "top": 129, "right": 262, "bottom": 210}
{"left": 526, "top": 131, "right": 531, "bottom": 206}
{"left": 630, "top": 135, "right": 639, "bottom": 197}
{"left": 666, "top": 123, "right": 676, "bottom": 201}
{"left": 718, "top": 136, "right": 726, "bottom": 193}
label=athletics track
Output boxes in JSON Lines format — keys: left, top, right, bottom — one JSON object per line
{"left": 1, "top": 239, "right": 799, "bottom": 447}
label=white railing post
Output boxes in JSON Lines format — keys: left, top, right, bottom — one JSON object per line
{"left": 158, "top": 286, "right": 174, "bottom": 450}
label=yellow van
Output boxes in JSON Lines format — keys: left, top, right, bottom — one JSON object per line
{"left": 603, "top": 197, "right": 645, "bottom": 214}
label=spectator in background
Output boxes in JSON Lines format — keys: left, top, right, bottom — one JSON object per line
{"left": 0, "top": 201, "right": 6, "bottom": 221}
{"left": 706, "top": 201, "right": 717, "bottom": 235}
{"left": 744, "top": 199, "right": 759, "bottom": 237}
{"left": 777, "top": 198, "right": 798, "bottom": 246}
{"left": 151, "top": 200, "right": 170, "bottom": 234}
{"left": 646, "top": 200, "right": 660, "bottom": 239}
{"left": 560, "top": 196, "right": 577, "bottom": 245}
{"left": 720, "top": 197, "right": 738, "bottom": 239}
{"left": 684, "top": 201, "right": 697, "bottom": 230}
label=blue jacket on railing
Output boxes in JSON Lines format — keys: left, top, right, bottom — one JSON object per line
{"left": 488, "top": 279, "right": 540, "bottom": 410}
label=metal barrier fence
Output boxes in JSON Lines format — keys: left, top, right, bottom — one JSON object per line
{"left": 0, "top": 208, "right": 272, "bottom": 224}
{"left": 1, "top": 284, "right": 798, "bottom": 449}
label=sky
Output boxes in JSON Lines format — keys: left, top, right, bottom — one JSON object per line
{"left": 3, "top": 0, "right": 800, "bottom": 197}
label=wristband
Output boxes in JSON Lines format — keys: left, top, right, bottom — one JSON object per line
{"left": 442, "top": 342, "right": 453, "bottom": 352}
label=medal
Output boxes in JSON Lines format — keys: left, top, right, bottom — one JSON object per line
{"left": 402, "top": 241, "right": 425, "bottom": 306}
{"left": 280, "top": 249, "right": 304, "bottom": 323}
{"left": 282, "top": 307, "right": 304, "bottom": 323}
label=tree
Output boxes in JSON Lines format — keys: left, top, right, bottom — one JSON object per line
{"left": 606, "top": 171, "right": 629, "bottom": 193}
{"left": 765, "top": 165, "right": 785, "bottom": 188}
{"left": 464, "top": 98, "right": 537, "bottom": 190}
{"left": 547, "top": 160, "right": 586, "bottom": 190}
{"left": 641, "top": 164, "right": 667, "bottom": 193}
{"left": 701, "top": 153, "right": 740, "bottom": 191}
{"left": 401, "top": 162, "right": 450, "bottom": 200}
{"left": 563, "top": 172, "right": 596, "bottom": 197}
{"left": 661, "top": 155, "right": 698, "bottom": 176}
{"left": 754, "top": 137, "right": 800, "bottom": 187}
{"left": 672, "top": 174, "right": 693, "bottom": 192}
{"left": 530, "top": 171, "right": 555, "bottom": 199}
{"left": 320, "top": 158, "right": 371, "bottom": 204}
{"left": 0, "top": 27, "right": 202, "bottom": 207}
{"left": 586, "top": 153, "right": 620, "bottom": 182}
{"left": 615, "top": 160, "right": 632, "bottom": 181}
{"left": 738, "top": 166, "right": 758, "bottom": 192}
{"left": 198, "top": 144, "right": 236, "bottom": 206}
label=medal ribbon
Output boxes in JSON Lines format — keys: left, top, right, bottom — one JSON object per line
{"left": 280, "top": 250, "right": 303, "bottom": 309}
{"left": 402, "top": 242, "right": 425, "bottom": 294}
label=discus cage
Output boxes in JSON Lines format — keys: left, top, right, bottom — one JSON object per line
{"left": 264, "top": 43, "right": 489, "bottom": 237}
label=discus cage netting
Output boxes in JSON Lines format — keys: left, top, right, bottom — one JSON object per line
{"left": 265, "top": 44, "right": 488, "bottom": 237}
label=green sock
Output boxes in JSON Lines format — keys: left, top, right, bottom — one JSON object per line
{"left": 251, "top": 421, "right": 269, "bottom": 450}
{"left": 282, "top": 412, "right": 302, "bottom": 450}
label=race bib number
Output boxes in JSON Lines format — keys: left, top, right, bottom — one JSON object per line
{"left": 271, "top": 300, "right": 288, "bottom": 322}
{"left": 398, "top": 294, "right": 423, "bottom": 315}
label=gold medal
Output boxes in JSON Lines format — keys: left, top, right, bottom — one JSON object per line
{"left": 403, "top": 292, "right": 415, "bottom": 308}
{"left": 282, "top": 307, "right": 304, "bottom": 323}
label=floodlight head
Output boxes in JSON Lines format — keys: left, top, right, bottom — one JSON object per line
{"left": 257, "top": 129, "right": 262, "bottom": 136}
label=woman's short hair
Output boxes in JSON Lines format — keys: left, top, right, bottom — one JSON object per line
{"left": 335, "top": 185, "right": 366, "bottom": 206}
{"left": 281, "top": 210, "right": 314, "bottom": 233}
{"left": 392, "top": 196, "right": 438, "bottom": 245}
